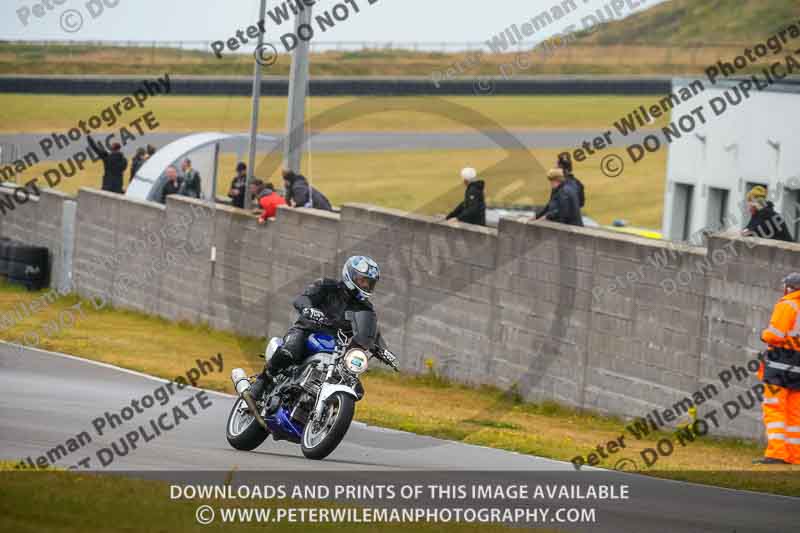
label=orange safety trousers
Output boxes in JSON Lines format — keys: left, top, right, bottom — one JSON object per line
{"left": 762, "top": 382, "right": 800, "bottom": 464}
{"left": 760, "top": 289, "right": 800, "bottom": 464}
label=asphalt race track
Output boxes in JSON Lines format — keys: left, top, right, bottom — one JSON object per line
{"left": 0, "top": 130, "right": 658, "bottom": 161}
{"left": 1, "top": 343, "right": 797, "bottom": 532}
{"left": 0, "top": 343, "right": 573, "bottom": 472}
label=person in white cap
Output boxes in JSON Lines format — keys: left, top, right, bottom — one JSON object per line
{"left": 446, "top": 167, "right": 486, "bottom": 226}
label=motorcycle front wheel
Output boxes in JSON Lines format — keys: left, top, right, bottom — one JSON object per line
{"left": 301, "top": 392, "right": 354, "bottom": 460}
{"left": 226, "top": 397, "right": 269, "bottom": 451}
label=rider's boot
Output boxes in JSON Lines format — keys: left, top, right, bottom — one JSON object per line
{"left": 242, "top": 347, "right": 295, "bottom": 429}
{"left": 242, "top": 371, "right": 272, "bottom": 430}
{"left": 248, "top": 370, "right": 273, "bottom": 399}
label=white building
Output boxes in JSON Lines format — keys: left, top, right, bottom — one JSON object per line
{"left": 661, "top": 78, "right": 800, "bottom": 242}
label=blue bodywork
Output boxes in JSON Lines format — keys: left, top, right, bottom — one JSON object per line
{"left": 264, "top": 332, "right": 334, "bottom": 443}
{"left": 265, "top": 407, "right": 304, "bottom": 443}
{"left": 306, "top": 333, "right": 336, "bottom": 354}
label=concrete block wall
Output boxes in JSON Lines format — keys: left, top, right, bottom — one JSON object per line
{"left": 583, "top": 229, "right": 708, "bottom": 424}
{"left": 72, "top": 188, "right": 167, "bottom": 313}
{"left": 158, "top": 195, "right": 216, "bottom": 325}
{"left": 0, "top": 187, "right": 73, "bottom": 289}
{"left": 337, "top": 204, "right": 421, "bottom": 371}
{"left": 700, "top": 235, "right": 800, "bottom": 438}
{"left": 4, "top": 187, "right": 800, "bottom": 441}
{"left": 35, "top": 190, "right": 74, "bottom": 290}
{"left": 266, "top": 205, "right": 341, "bottom": 337}
{"left": 206, "top": 202, "right": 272, "bottom": 337}
{"left": 338, "top": 204, "right": 499, "bottom": 381}
{"left": 493, "top": 218, "right": 594, "bottom": 407}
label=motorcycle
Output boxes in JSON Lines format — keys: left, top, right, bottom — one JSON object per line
{"left": 225, "top": 309, "right": 399, "bottom": 460}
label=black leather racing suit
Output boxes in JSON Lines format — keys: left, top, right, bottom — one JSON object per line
{"left": 267, "top": 278, "right": 376, "bottom": 375}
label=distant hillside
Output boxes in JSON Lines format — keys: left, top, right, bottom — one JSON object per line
{"left": 579, "top": 0, "right": 800, "bottom": 45}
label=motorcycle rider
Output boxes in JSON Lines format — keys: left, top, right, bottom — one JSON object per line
{"left": 242, "top": 256, "right": 381, "bottom": 415}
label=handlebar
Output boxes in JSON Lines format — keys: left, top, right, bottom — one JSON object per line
{"left": 373, "top": 348, "right": 400, "bottom": 372}
{"left": 330, "top": 318, "right": 399, "bottom": 371}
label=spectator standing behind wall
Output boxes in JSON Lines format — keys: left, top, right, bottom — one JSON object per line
{"left": 179, "top": 158, "right": 202, "bottom": 199}
{"left": 87, "top": 135, "right": 127, "bottom": 194}
{"left": 743, "top": 186, "right": 794, "bottom": 242}
{"left": 250, "top": 180, "right": 287, "bottom": 224}
{"left": 282, "top": 169, "right": 333, "bottom": 211}
{"left": 228, "top": 162, "right": 248, "bottom": 209}
{"left": 534, "top": 168, "right": 583, "bottom": 226}
{"left": 160, "top": 166, "right": 181, "bottom": 204}
{"left": 446, "top": 167, "right": 486, "bottom": 226}
{"left": 129, "top": 147, "right": 147, "bottom": 186}
{"left": 557, "top": 153, "right": 586, "bottom": 210}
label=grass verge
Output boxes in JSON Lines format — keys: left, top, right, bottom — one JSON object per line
{"left": 0, "top": 282, "right": 797, "bottom": 496}
{"left": 0, "top": 466, "right": 551, "bottom": 533}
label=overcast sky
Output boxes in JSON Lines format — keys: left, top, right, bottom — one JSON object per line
{"left": 4, "top": 0, "right": 667, "bottom": 46}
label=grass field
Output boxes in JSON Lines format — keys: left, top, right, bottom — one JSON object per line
{"left": 2, "top": 93, "right": 670, "bottom": 227}
{"left": 0, "top": 94, "right": 672, "bottom": 133}
{"left": 0, "top": 282, "right": 797, "bottom": 496}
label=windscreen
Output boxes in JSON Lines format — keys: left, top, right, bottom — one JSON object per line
{"left": 350, "top": 310, "right": 378, "bottom": 350}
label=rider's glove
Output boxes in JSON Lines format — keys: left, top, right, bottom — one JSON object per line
{"left": 301, "top": 307, "right": 327, "bottom": 324}
{"left": 380, "top": 348, "right": 399, "bottom": 370}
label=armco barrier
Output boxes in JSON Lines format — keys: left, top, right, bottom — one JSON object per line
{"left": 1, "top": 187, "right": 797, "bottom": 441}
{"left": 0, "top": 75, "right": 672, "bottom": 96}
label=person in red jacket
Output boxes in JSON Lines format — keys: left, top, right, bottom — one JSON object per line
{"left": 250, "top": 180, "right": 287, "bottom": 223}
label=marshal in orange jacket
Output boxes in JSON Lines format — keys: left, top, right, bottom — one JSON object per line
{"left": 759, "top": 288, "right": 800, "bottom": 464}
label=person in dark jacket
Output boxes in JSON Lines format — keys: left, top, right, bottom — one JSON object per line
{"left": 179, "top": 158, "right": 202, "bottom": 199}
{"left": 130, "top": 147, "right": 147, "bottom": 185}
{"left": 242, "top": 256, "right": 385, "bottom": 418}
{"left": 446, "top": 167, "right": 486, "bottom": 226}
{"left": 228, "top": 162, "right": 248, "bottom": 209}
{"left": 743, "top": 186, "right": 793, "bottom": 242}
{"left": 536, "top": 168, "right": 583, "bottom": 226}
{"left": 160, "top": 166, "right": 182, "bottom": 204}
{"left": 557, "top": 153, "right": 586, "bottom": 209}
{"left": 87, "top": 135, "right": 127, "bottom": 194}
{"left": 282, "top": 169, "right": 333, "bottom": 211}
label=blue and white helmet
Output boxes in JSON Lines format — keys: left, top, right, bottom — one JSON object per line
{"left": 342, "top": 256, "right": 380, "bottom": 301}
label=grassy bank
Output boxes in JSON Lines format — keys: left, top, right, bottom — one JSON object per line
{"left": 0, "top": 282, "right": 797, "bottom": 496}
{"left": 0, "top": 41, "right": 790, "bottom": 77}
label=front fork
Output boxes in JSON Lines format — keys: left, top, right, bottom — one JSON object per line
{"left": 312, "top": 382, "right": 359, "bottom": 421}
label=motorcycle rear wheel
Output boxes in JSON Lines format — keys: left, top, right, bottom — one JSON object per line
{"left": 226, "top": 397, "right": 269, "bottom": 451}
{"left": 301, "top": 392, "right": 354, "bottom": 460}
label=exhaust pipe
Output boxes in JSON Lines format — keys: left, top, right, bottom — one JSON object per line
{"left": 231, "top": 368, "right": 251, "bottom": 395}
{"left": 232, "top": 368, "right": 268, "bottom": 431}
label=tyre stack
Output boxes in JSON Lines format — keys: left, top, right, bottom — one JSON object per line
{"left": 0, "top": 239, "right": 50, "bottom": 290}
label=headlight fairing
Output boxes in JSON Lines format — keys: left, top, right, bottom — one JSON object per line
{"left": 343, "top": 348, "right": 369, "bottom": 375}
